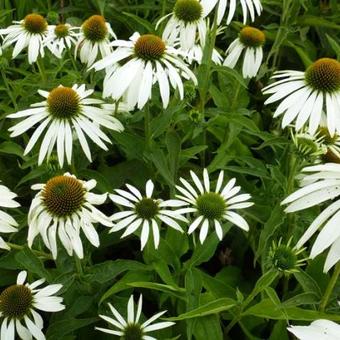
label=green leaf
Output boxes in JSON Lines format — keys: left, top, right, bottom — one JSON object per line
{"left": 15, "top": 247, "right": 52, "bottom": 281}
{"left": 243, "top": 299, "right": 340, "bottom": 321}
{"left": 127, "top": 282, "right": 186, "bottom": 300}
{"left": 85, "top": 260, "right": 150, "bottom": 283}
{"left": 0, "top": 141, "right": 25, "bottom": 158}
{"left": 166, "top": 298, "right": 236, "bottom": 321}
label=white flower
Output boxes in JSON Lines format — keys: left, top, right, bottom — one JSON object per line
{"left": 175, "top": 169, "right": 253, "bottom": 243}
{"left": 28, "top": 173, "right": 112, "bottom": 259}
{"left": 45, "top": 23, "right": 79, "bottom": 58}
{"left": 91, "top": 32, "right": 197, "bottom": 110}
{"left": 263, "top": 58, "right": 340, "bottom": 136}
{"left": 224, "top": 26, "right": 265, "bottom": 78}
{"left": 0, "top": 14, "right": 49, "bottom": 64}
{"left": 282, "top": 163, "right": 340, "bottom": 272}
{"left": 109, "top": 179, "right": 187, "bottom": 250}
{"left": 201, "top": 0, "right": 262, "bottom": 25}
{"left": 287, "top": 320, "right": 340, "bottom": 340}
{"left": 8, "top": 84, "right": 124, "bottom": 167}
{"left": 75, "top": 15, "right": 116, "bottom": 67}
{"left": 157, "top": 0, "right": 207, "bottom": 50}
{"left": 0, "top": 183, "right": 20, "bottom": 250}
{"left": 0, "top": 270, "right": 64, "bottom": 340}
{"left": 96, "top": 294, "right": 175, "bottom": 339}
{"left": 183, "top": 43, "right": 223, "bottom": 65}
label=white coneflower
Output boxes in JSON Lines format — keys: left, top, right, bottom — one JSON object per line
{"left": 0, "top": 270, "right": 64, "bottom": 340}
{"left": 109, "top": 180, "right": 187, "bottom": 250}
{"left": 91, "top": 32, "right": 197, "bottom": 110}
{"left": 45, "top": 23, "right": 79, "bottom": 58}
{"left": 28, "top": 173, "right": 112, "bottom": 259}
{"left": 175, "top": 169, "right": 253, "bottom": 244}
{"left": 157, "top": 0, "right": 207, "bottom": 50}
{"left": 201, "top": 0, "right": 262, "bottom": 25}
{"left": 183, "top": 43, "right": 223, "bottom": 65}
{"left": 96, "top": 294, "right": 175, "bottom": 339}
{"left": 263, "top": 58, "right": 340, "bottom": 136}
{"left": 8, "top": 84, "right": 124, "bottom": 167}
{"left": 75, "top": 15, "right": 116, "bottom": 66}
{"left": 288, "top": 320, "right": 340, "bottom": 340}
{"left": 224, "top": 26, "right": 265, "bottom": 78}
{"left": 0, "top": 13, "right": 48, "bottom": 64}
{"left": 0, "top": 183, "right": 20, "bottom": 250}
{"left": 282, "top": 163, "right": 340, "bottom": 272}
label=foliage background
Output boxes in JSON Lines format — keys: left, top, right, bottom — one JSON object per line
{"left": 0, "top": 0, "right": 339, "bottom": 339}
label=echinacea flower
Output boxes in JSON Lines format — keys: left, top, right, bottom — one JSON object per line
{"left": 224, "top": 26, "right": 265, "bottom": 78}
{"left": 75, "top": 15, "right": 116, "bottom": 66}
{"left": 109, "top": 180, "right": 187, "bottom": 250}
{"left": 175, "top": 169, "right": 253, "bottom": 243}
{"left": 183, "top": 43, "right": 223, "bottom": 65}
{"left": 267, "top": 238, "right": 307, "bottom": 275}
{"left": 45, "top": 23, "right": 79, "bottom": 58}
{"left": 0, "top": 13, "right": 48, "bottom": 64}
{"left": 28, "top": 173, "right": 112, "bottom": 259}
{"left": 157, "top": 0, "right": 207, "bottom": 50}
{"left": 288, "top": 320, "right": 340, "bottom": 340}
{"left": 8, "top": 84, "right": 124, "bottom": 167}
{"left": 91, "top": 32, "right": 197, "bottom": 109}
{"left": 282, "top": 163, "right": 340, "bottom": 272}
{"left": 96, "top": 294, "right": 175, "bottom": 339}
{"left": 0, "top": 183, "right": 20, "bottom": 250}
{"left": 263, "top": 58, "right": 340, "bottom": 136}
{"left": 0, "top": 270, "right": 64, "bottom": 340}
{"left": 201, "top": 0, "right": 263, "bottom": 25}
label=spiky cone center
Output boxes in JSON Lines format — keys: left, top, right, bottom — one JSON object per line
{"left": 23, "top": 14, "right": 47, "bottom": 34}
{"left": 82, "top": 15, "right": 108, "bottom": 42}
{"left": 294, "top": 135, "right": 319, "bottom": 157}
{"left": 55, "top": 24, "right": 69, "bottom": 38}
{"left": 135, "top": 198, "right": 159, "bottom": 220}
{"left": 270, "top": 245, "right": 298, "bottom": 272}
{"left": 134, "top": 34, "right": 166, "bottom": 61}
{"left": 305, "top": 58, "right": 340, "bottom": 93}
{"left": 322, "top": 149, "right": 340, "bottom": 164}
{"left": 239, "top": 26, "right": 265, "bottom": 47}
{"left": 174, "top": 0, "right": 203, "bottom": 23}
{"left": 42, "top": 175, "right": 85, "bottom": 218}
{"left": 0, "top": 285, "right": 33, "bottom": 319}
{"left": 123, "top": 323, "right": 144, "bottom": 340}
{"left": 196, "top": 192, "right": 226, "bottom": 220}
{"left": 47, "top": 87, "right": 80, "bottom": 119}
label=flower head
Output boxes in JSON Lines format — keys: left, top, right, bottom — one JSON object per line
{"left": 109, "top": 180, "right": 187, "bottom": 250}
{"left": 267, "top": 238, "right": 307, "bottom": 274}
{"left": 8, "top": 84, "right": 124, "bottom": 167}
{"left": 224, "top": 26, "right": 265, "bottom": 78}
{"left": 263, "top": 58, "right": 340, "bottom": 136}
{"left": 0, "top": 271, "right": 64, "bottom": 340}
{"left": 0, "top": 183, "right": 20, "bottom": 251}
{"left": 91, "top": 32, "right": 197, "bottom": 109}
{"left": 282, "top": 163, "right": 340, "bottom": 272}
{"left": 157, "top": 0, "right": 207, "bottom": 50}
{"left": 45, "top": 23, "right": 79, "bottom": 58}
{"left": 201, "top": 0, "right": 263, "bottom": 25}
{"left": 76, "top": 15, "right": 116, "bottom": 66}
{"left": 0, "top": 13, "right": 48, "bottom": 63}
{"left": 28, "top": 173, "right": 112, "bottom": 259}
{"left": 96, "top": 294, "right": 175, "bottom": 339}
{"left": 175, "top": 169, "right": 253, "bottom": 243}
{"left": 288, "top": 320, "right": 340, "bottom": 340}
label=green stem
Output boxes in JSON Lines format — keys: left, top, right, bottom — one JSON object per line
{"left": 161, "top": 0, "right": 167, "bottom": 18}
{"left": 74, "top": 255, "right": 84, "bottom": 276}
{"left": 144, "top": 104, "right": 151, "bottom": 150}
{"left": 320, "top": 262, "right": 340, "bottom": 312}
{"left": 67, "top": 47, "right": 78, "bottom": 73}
{"left": 6, "top": 243, "right": 53, "bottom": 260}
{"left": 231, "top": 82, "right": 241, "bottom": 111}
{"left": 1, "top": 69, "right": 18, "bottom": 110}
{"left": 224, "top": 316, "right": 239, "bottom": 334}
{"left": 36, "top": 58, "right": 47, "bottom": 84}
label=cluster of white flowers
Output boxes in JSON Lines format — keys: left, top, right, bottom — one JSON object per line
{"left": 0, "top": 0, "right": 340, "bottom": 339}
